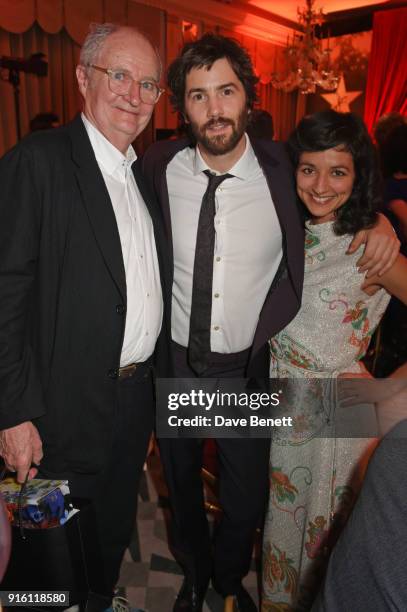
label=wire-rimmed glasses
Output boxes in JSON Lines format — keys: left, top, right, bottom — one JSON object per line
{"left": 88, "top": 64, "right": 165, "bottom": 104}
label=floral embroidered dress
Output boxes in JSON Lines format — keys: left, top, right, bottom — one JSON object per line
{"left": 262, "top": 221, "right": 390, "bottom": 611}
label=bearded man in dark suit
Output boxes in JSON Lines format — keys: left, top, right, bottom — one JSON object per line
{"left": 0, "top": 23, "right": 170, "bottom": 610}
{"left": 142, "top": 33, "right": 399, "bottom": 612}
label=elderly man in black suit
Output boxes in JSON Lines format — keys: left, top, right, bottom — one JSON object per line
{"left": 0, "top": 23, "right": 170, "bottom": 610}
{"left": 142, "top": 33, "right": 399, "bottom": 612}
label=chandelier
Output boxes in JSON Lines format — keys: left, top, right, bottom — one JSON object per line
{"left": 271, "top": 0, "right": 339, "bottom": 94}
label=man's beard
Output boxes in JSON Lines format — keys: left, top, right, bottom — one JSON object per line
{"left": 188, "top": 108, "right": 248, "bottom": 156}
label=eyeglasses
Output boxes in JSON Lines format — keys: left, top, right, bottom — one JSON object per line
{"left": 88, "top": 64, "right": 165, "bottom": 105}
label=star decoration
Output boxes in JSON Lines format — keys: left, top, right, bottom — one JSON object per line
{"left": 321, "top": 75, "right": 362, "bottom": 112}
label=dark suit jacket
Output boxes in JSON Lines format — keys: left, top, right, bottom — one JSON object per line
{"left": 142, "top": 137, "right": 305, "bottom": 377}
{"left": 0, "top": 115, "right": 171, "bottom": 472}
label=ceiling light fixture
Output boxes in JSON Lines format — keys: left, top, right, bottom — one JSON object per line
{"left": 271, "top": 0, "right": 339, "bottom": 94}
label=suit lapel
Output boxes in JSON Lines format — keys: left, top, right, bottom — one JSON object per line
{"left": 153, "top": 138, "right": 191, "bottom": 249}
{"left": 68, "top": 115, "right": 126, "bottom": 301}
{"left": 132, "top": 159, "right": 172, "bottom": 300}
{"left": 247, "top": 140, "right": 304, "bottom": 365}
{"left": 132, "top": 159, "right": 161, "bottom": 227}
{"left": 252, "top": 140, "right": 303, "bottom": 302}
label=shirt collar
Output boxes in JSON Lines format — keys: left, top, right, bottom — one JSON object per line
{"left": 81, "top": 113, "right": 137, "bottom": 178}
{"left": 192, "top": 133, "right": 257, "bottom": 180}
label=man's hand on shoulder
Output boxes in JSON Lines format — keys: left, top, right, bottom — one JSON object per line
{"left": 0, "top": 422, "right": 43, "bottom": 483}
{"left": 348, "top": 213, "right": 400, "bottom": 278}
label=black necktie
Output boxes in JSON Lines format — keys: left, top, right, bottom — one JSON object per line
{"left": 188, "top": 170, "right": 233, "bottom": 375}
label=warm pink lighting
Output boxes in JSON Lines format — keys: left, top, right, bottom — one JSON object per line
{"left": 245, "top": 1, "right": 390, "bottom": 22}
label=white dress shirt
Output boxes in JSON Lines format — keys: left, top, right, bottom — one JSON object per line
{"left": 82, "top": 114, "right": 163, "bottom": 366}
{"left": 167, "top": 135, "right": 282, "bottom": 353}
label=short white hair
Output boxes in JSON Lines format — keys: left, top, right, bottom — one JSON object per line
{"left": 79, "top": 22, "right": 162, "bottom": 79}
{"left": 79, "top": 23, "right": 120, "bottom": 69}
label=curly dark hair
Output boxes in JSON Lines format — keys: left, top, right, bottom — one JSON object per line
{"left": 167, "top": 33, "right": 258, "bottom": 118}
{"left": 288, "top": 110, "right": 381, "bottom": 235}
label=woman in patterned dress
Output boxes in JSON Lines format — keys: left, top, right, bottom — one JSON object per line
{"left": 262, "top": 111, "right": 407, "bottom": 611}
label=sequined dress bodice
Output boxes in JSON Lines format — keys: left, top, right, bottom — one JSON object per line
{"left": 270, "top": 221, "right": 391, "bottom": 377}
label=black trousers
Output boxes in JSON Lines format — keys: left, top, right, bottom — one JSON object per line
{"left": 39, "top": 363, "right": 154, "bottom": 602}
{"left": 159, "top": 342, "right": 270, "bottom": 596}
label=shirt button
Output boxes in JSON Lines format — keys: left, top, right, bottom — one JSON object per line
{"left": 107, "top": 368, "right": 118, "bottom": 379}
{"left": 116, "top": 304, "right": 125, "bottom": 315}
{"left": 146, "top": 293, "right": 150, "bottom": 298}
{"left": 214, "top": 293, "right": 220, "bottom": 298}
{"left": 140, "top": 254, "right": 143, "bottom": 259}
{"left": 214, "top": 325, "right": 220, "bottom": 331}
{"left": 145, "top": 331, "right": 149, "bottom": 336}
{"left": 216, "top": 256, "right": 221, "bottom": 262}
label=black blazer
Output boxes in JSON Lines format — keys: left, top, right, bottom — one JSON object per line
{"left": 142, "top": 137, "right": 305, "bottom": 377}
{"left": 0, "top": 115, "right": 172, "bottom": 472}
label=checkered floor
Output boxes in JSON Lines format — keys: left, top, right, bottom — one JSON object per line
{"left": 116, "top": 453, "right": 260, "bottom": 612}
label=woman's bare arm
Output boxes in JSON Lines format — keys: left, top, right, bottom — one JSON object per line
{"left": 363, "top": 253, "right": 407, "bottom": 304}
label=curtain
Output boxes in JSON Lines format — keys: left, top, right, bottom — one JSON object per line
{"left": 364, "top": 8, "right": 407, "bottom": 134}
{"left": 259, "top": 85, "right": 306, "bottom": 141}
{"left": 0, "top": 0, "right": 161, "bottom": 45}
{"left": 0, "top": 1, "right": 164, "bottom": 155}
{"left": 0, "top": 24, "right": 81, "bottom": 155}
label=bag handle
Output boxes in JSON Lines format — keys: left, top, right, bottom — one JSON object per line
{"left": 0, "top": 465, "right": 30, "bottom": 540}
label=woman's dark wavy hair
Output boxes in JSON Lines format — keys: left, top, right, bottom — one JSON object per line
{"left": 167, "top": 33, "right": 259, "bottom": 117}
{"left": 288, "top": 110, "right": 381, "bottom": 235}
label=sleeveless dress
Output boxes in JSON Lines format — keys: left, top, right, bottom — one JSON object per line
{"left": 262, "top": 221, "right": 391, "bottom": 611}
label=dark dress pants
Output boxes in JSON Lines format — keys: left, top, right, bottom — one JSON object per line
{"left": 312, "top": 419, "right": 407, "bottom": 612}
{"left": 39, "top": 364, "right": 154, "bottom": 602}
{"left": 159, "top": 343, "right": 270, "bottom": 596}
